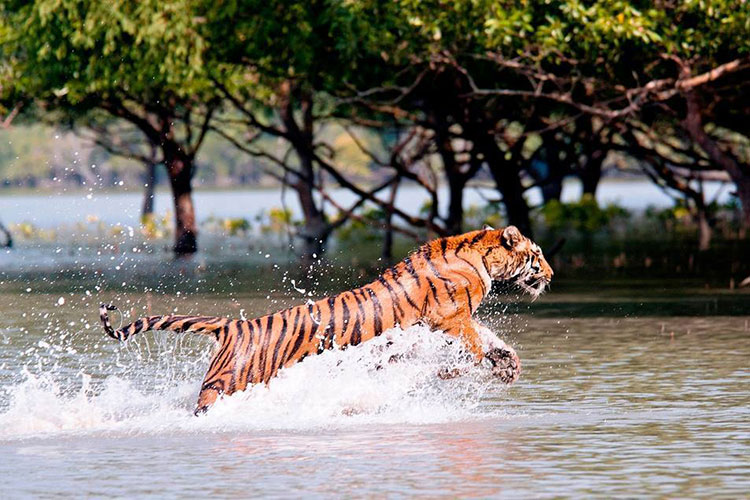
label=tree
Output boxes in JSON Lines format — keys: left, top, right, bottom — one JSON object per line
{"left": 352, "top": 0, "right": 750, "bottom": 241}
{"left": 202, "top": 0, "right": 749, "bottom": 248}
{"left": 1, "top": 0, "right": 219, "bottom": 254}
{"left": 201, "top": 1, "right": 439, "bottom": 258}
{"left": 4, "top": 0, "right": 748, "bottom": 257}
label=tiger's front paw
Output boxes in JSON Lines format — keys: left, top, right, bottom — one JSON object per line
{"left": 485, "top": 346, "right": 521, "bottom": 384}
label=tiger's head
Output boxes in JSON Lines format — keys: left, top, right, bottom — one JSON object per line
{"left": 480, "top": 225, "right": 554, "bottom": 299}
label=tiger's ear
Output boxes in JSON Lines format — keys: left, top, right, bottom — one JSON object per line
{"left": 482, "top": 223, "right": 495, "bottom": 231}
{"left": 501, "top": 225, "right": 523, "bottom": 249}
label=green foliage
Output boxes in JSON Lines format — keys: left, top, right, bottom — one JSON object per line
{"left": 3, "top": 0, "right": 749, "bottom": 251}
{"left": 222, "top": 217, "right": 251, "bottom": 236}
{"left": 419, "top": 200, "right": 434, "bottom": 218}
{"left": 293, "top": 0, "right": 750, "bottom": 96}
{"left": 541, "top": 194, "right": 630, "bottom": 234}
{"left": 644, "top": 201, "right": 692, "bottom": 225}
{"left": 463, "top": 202, "right": 505, "bottom": 230}
{"left": 1, "top": 0, "right": 211, "bottom": 105}
{"left": 140, "top": 213, "right": 171, "bottom": 239}
{"left": 259, "top": 207, "right": 295, "bottom": 235}
{"left": 337, "top": 205, "right": 386, "bottom": 242}
{"left": 640, "top": 198, "right": 738, "bottom": 238}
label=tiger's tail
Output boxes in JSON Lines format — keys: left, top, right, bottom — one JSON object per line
{"left": 99, "top": 303, "right": 230, "bottom": 342}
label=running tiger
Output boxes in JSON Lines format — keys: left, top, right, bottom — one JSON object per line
{"left": 100, "top": 225, "right": 553, "bottom": 414}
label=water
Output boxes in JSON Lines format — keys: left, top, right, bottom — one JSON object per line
{"left": 0, "top": 179, "right": 734, "bottom": 228}
{"left": 1, "top": 284, "right": 748, "bottom": 497}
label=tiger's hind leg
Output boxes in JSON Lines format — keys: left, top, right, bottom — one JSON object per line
{"left": 194, "top": 351, "right": 255, "bottom": 415}
{"left": 193, "top": 322, "right": 254, "bottom": 415}
{"left": 194, "top": 384, "right": 222, "bottom": 415}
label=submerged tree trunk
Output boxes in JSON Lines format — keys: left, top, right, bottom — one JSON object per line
{"left": 460, "top": 106, "right": 532, "bottom": 235}
{"left": 537, "top": 141, "right": 565, "bottom": 203}
{"left": 382, "top": 215, "right": 395, "bottom": 263}
{"left": 295, "top": 173, "right": 328, "bottom": 261}
{"left": 100, "top": 98, "right": 216, "bottom": 256}
{"left": 495, "top": 169, "right": 532, "bottom": 236}
{"left": 437, "top": 134, "right": 466, "bottom": 235}
{"left": 279, "top": 83, "right": 330, "bottom": 261}
{"left": 163, "top": 147, "right": 198, "bottom": 255}
{"left": 578, "top": 115, "right": 607, "bottom": 197}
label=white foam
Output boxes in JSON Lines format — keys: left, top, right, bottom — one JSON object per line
{"left": 0, "top": 325, "right": 506, "bottom": 440}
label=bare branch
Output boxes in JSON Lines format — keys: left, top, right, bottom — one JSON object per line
{"left": 311, "top": 148, "right": 448, "bottom": 234}
{"left": 209, "top": 125, "right": 304, "bottom": 180}
{"left": 189, "top": 104, "right": 217, "bottom": 157}
{"left": 212, "top": 77, "right": 287, "bottom": 138}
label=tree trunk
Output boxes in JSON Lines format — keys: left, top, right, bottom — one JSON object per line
{"left": 581, "top": 150, "right": 605, "bottom": 196}
{"left": 538, "top": 142, "right": 564, "bottom": 203}
{"left": 736, "top": 178, "right": 750, "bottom": 238}
{"left": 141, "top": 160, "right": 156, "bottom": 219}
{"left": 488, "top": 162, "right": 532, "bottom": 236}
{"left": 164, "top": 148, "right": 197, "bottom": 255}
{"left": 278, "top": 82, "right": 331, "bottom": 261}
{"left": 0, "top": 221, "right": 12, "bottom": 248}
{"left": 382, "top": 217, "right": 394, "bottom": 263}
{"left": 293, "top": 138, "right": 328, "bottom": 261}
{"left": 578, "top": 115, "right": 607, "bottom": 197}
{"left": 103, "top": 100, "right": 201, "bottom": 255}
{"left": 295, "top": 175, "right": 328, "bottom": 261}
{"left": 683, "top": 88, "right": 750, "bottom": 236}
{"left": 697, "top": 208, "right": 712, "bottom": 251}
{"left": 288, "top": 142, "right": 327, "bottom": 260}
{"left": 433, "top": 116, "right": 465, "bottom": 234}
{"left": 541, "top": 169, "right": 564, "bottom": 203}
{"left": 542, "top": 178, "right": 564, "bottom": 203}
{"left": 439, "top": 146, "right": 466, "bottom": 235}
{"left": 477, "top": 136, "right": 532, "bottom": 236}
{"left": 445, "top": 177, "right": 465, "bottom": 234}
{"left": 382, "top": 179, "right": 400, "bottom": 262}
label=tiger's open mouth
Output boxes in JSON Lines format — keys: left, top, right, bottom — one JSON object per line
{"left": 516, "top": 274, "right": 550, "bottom": 300}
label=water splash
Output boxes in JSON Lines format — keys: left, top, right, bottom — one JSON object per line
{"left": 0, "top": 325, "right": 506, "bottom": 440}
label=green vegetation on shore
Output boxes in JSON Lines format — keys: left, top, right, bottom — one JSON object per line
{"left": 1, "top": 0, "right": 748, "bottom": 262}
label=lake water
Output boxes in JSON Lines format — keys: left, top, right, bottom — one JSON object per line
{"left": 1, "top": 274, "right": 748, "bottom": 497}
{"left": 0, "top": 179, "right": 734, "bottom": 228}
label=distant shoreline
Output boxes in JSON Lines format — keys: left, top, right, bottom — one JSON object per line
{"left": 2, "top": 172, "right": 733, "bottom": 197}
{"left": 0, "top": 179, "right": 735, "bottom": 230}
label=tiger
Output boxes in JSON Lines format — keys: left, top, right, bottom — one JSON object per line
{"left": 99, "top": 225, "right": 553, "bottom": 414}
